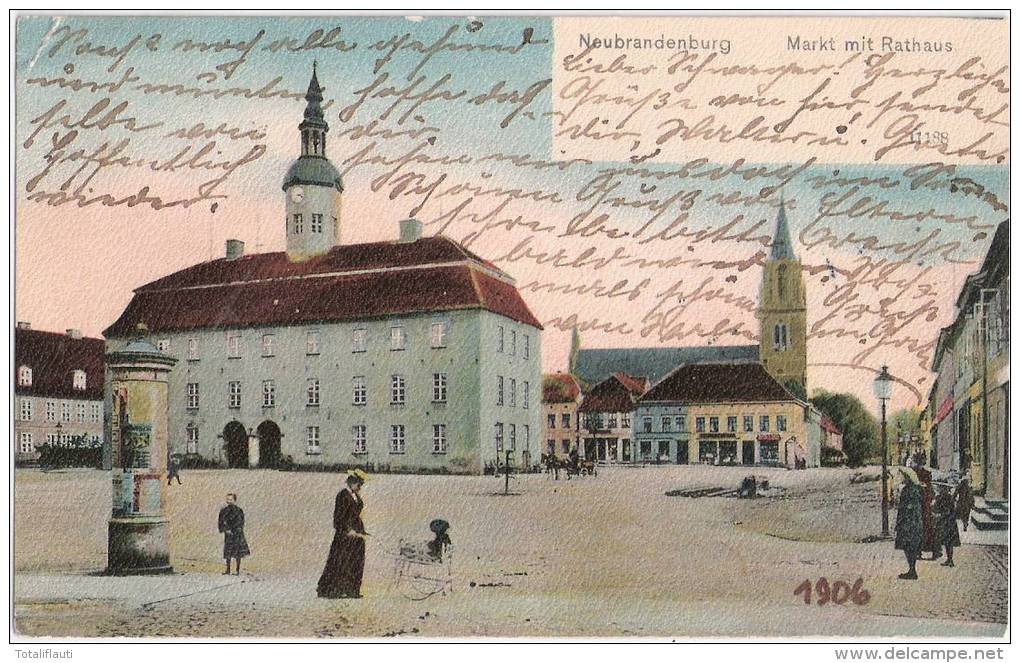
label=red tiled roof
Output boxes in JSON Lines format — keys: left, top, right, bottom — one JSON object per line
{"left": 612, "top": 372, "right": 649, "bottom": 396}
{"left": 640, "top": 363, "right": 797, "bottom": 404}
{"left": 578, "top": 373, "right": 646, "bottom": 413}
{"left": 104, "top": 237, "right": 541, "bottom": 336}
{"left": 14, "top": 328, "right": 105, "bottom": 400}
{"left": 821, "top": 416, "right": 842, "bottom": 435}
{"left": 138, "top": 236, "right": 506, "bottom": 291}
{"left": 543, "top": 373, "right": 581, "bottom": 403}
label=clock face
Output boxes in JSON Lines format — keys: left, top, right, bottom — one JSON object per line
{"left": 289, "top": 187, "right": 305, "bottom": 203}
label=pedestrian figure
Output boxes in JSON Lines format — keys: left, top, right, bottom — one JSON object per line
{"left": 894, "top": 467, "right": 923, "bottom": 580}
{"left": 954, "top": 476, "right": 974, "bottom": 532}
{"left": 317, "top": 470, "right": 369, "bottom": 599}
{"left": 218, "top": 493, "right": 250, "bottom": 575}
{"left": 911, "top": 459, "right": 938, "bottom": 560}
{"left": 933, "top": 482, "right": 960, "bottom": 567}
{"left": 167, "top": 453, "right": 182, "bottom": 485}
{"left": 568, "top": 445, "right": 580, "bottom": 473}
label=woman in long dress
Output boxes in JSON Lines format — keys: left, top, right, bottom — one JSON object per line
{"left": 912, "top": 461, "right": 938, "bottom": 559}
{"left": 317, "top": 471, "right": 368, "bottom": 599}
{"left": 894, "top": 468, "right": 923, "bottom": 580}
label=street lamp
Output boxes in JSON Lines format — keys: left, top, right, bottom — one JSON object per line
{"left": 873, "top": 365, "right": 893, "bottom": 537}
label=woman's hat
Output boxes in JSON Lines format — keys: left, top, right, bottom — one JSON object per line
{"left": 898, "top": 467, "right": 920, "bottom": 485}
{"left": 348, "top": 469, "right": 370, "bottom": 484}
{"left": 429, "top": 519, "right": 450, "bottom": 534}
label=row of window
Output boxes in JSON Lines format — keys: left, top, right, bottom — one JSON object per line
{"left": 290, "top": 213, "right": 332, "bottom": 235}
{"left": 166, "top": 321, "right": 456, "bottom": 361}
{"left": 16, "top": 432, "right": 102, "bottom": 453}
{"left": 495, "top": 376, "right": 530, "bottom": 408}
{"left": 638, "top": 414, "right": 788, "bottom": 434}
{"left": 583, "top": 412, "right": 633, "bottom": 429}
{"left": 496, "top": 326, "right": 531, "bottom": 359}
{"left": 546, "top": 412, "right": 577, "bottom": 430}
{"left": 17, "top": 367, "right": 87, "bottom": 390}
{"left": 185, "top": 374, "right": 530, "bottom": 410}
{"left": 547, "top": 439, "right": 575, "bottom": 454}
{"left": 312, "top": 423, "right": 450, "bottom": 455}
{"left": 183, "top": 423, "right": 453, "bottom": 456}
{"left": 493, "top": 423, "right": 531, "bottom": 453}
{"left": 18, "top": 398, "right": 101, "bottom": 423}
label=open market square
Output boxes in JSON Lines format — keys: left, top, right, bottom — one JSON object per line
{"left": 13, "top": 465, "right": 1007, "bottom": 639}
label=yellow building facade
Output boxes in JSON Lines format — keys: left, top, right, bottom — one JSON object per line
{"left": 635, "top": 363, "right": 821, "bottom": 468}
{"left": 684, "top": 401, "right": 811, "bottom": 467}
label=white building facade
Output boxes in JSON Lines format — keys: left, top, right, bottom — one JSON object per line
{"left": 14, "top": 324, "right": 105, "bottom": 465}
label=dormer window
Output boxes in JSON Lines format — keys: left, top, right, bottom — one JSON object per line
{"left": 17, "top": 365, "right": 32, "bottom": 387}
{"left": 72, "top": 370, "right": 86, "bottom": 391}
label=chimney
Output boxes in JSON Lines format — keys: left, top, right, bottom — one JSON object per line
{"left": 16, "top": 321, "right": 31, "bottom": 330}
{"left": 398, "top": 218, "right": 422, "bottom": 243}
{"left": 66, "top": 329, "right": 82, "bottom": 339}
{"left": 225, "top": 239, "right": 245, "bottom": 261}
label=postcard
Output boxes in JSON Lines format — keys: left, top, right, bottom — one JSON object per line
{"left": 11, "top": 11, "right": 1010, "bottom": 644}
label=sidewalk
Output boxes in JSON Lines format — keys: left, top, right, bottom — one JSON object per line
{"left": 14, "top": 572, "right": 1007, "bottom": 639}
{"left": 960, "top": 524, "right": 1008, "bottom": 547}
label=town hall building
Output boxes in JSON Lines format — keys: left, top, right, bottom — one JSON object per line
{"left": 104, "top": 66, "right": 543, "bottom": 475}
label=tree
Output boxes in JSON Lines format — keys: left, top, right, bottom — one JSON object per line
{"left": 783, "top": 379, "right": 807, "bottom": 401}
{"left": 542, "top": 375, "right": 572, "bottom": 402}
{"left": 890, "top": 407, "right": 923, "bottom": 465}
{"left": 568, "top": 325, "right": 581, "bottom": 375}
{"left": 809, "top": 390, "right": 880, "bottom": 466}
{"left": 890, "top": 407, "right": 922, "bottom": 436}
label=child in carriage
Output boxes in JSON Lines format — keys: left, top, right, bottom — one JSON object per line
{"left": 427, "top": 519, "right": 452, "bottom": 560}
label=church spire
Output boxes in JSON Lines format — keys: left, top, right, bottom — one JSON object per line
{"left": 770, "top": 196, "right": 796, "bottom": 261}
{"left": 299, "top": 62, "right": 328, "bottom": 157}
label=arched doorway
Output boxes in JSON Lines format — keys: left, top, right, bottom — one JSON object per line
{"left": 257, "top": 420, "right": 282, "bottom": 469}
{"left": 223, "top": 421, "right": 249, "bottom": 468}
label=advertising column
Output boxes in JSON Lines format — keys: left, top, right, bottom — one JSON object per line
{"left": 106, "top": 329, "right": 177, "bottom": 575}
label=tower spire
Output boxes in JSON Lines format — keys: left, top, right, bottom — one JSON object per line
{"left": 770, "top": 195, "right": 796, "bottom": 260}
{"left": 282, "top": 64, "right": 343, "bottom": 261}
{"left": 299, "top": 62, "right": 328, "bottom": 157}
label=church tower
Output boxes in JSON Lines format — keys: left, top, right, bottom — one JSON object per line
{"left": 758, "top": 198, "right": 808, "bottom": 398}
{"left": 282, "top": 63, "right": 343, "bottom": 261}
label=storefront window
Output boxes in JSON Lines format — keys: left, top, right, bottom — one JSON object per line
{"left": 760, "top": 441, "right": 780, "bottom": 464}
{"left": 719, "top": 441, "right": 738, "bottom": 465}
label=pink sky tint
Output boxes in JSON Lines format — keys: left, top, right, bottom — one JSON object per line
{"left": 16, "top": 174, "right": 971, "bottom": 418}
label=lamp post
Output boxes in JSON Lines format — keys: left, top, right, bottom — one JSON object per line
{"left": 873, "top": 365, "right": 893, "bottom": 537}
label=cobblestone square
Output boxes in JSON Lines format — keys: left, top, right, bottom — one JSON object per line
{"left": 13, "top": 466, "right": 1007, "bottom": 638}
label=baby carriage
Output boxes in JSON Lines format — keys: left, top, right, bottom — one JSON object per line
{"left": 390, "top": 519, "right": 454, "bottom": 600}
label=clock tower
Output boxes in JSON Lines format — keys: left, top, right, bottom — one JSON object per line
{"left": 282, "top": 63, "right": 343, "bottom": 261}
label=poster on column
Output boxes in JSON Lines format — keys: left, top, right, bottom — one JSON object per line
{"left": 10, "top": 8, "right": 1010, "bottom": 650}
